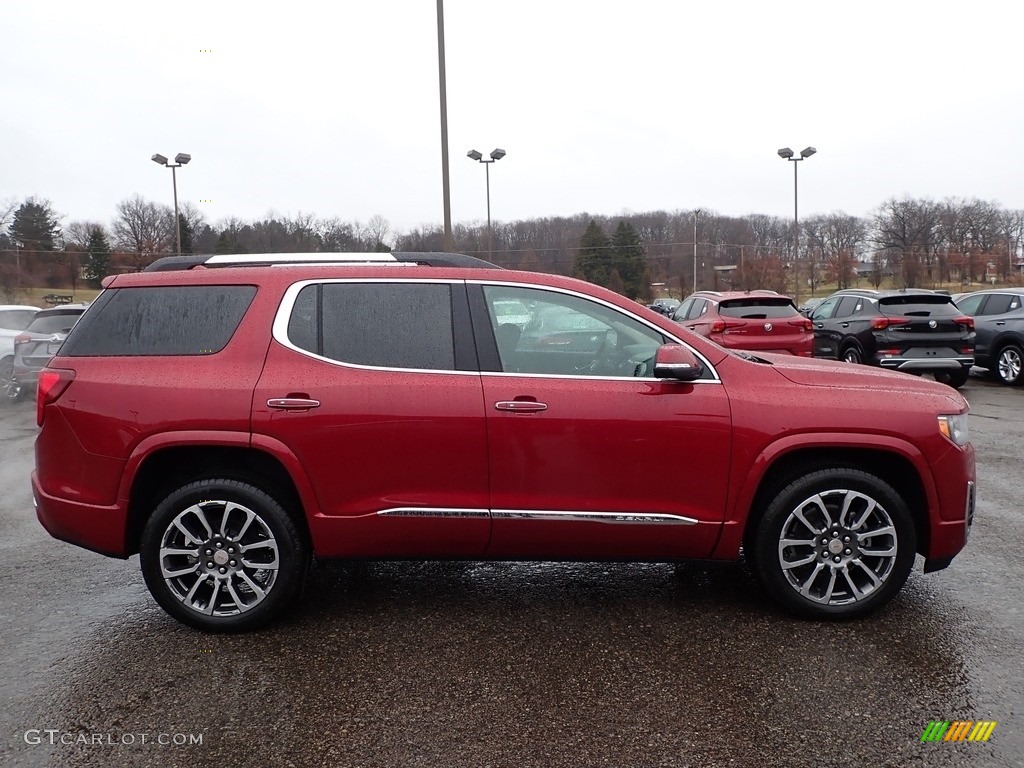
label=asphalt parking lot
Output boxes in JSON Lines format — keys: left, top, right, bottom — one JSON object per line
{"left": 1, "top": 374, "right": 1021, "bottom": 768}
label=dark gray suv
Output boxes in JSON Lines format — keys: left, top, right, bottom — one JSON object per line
{"left": 810, "top": 289, "right": 975, "bottom": 388}
{"left": 953, "top": 289, "right": 1024, "bottom": 385}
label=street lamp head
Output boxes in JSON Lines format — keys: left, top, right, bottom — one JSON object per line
{"left": 151, "top": 153, "right": 169, "bottom": 165}
{"left": 800, "top": 146, "right": 817, "bottom": 158}
{"left": 467, "top": 149, "right": 483, "bottom": 161}
{"left": 174, "top": 153, "right": 192, "bottom": 165}
{"left": 490, "top": 148, "right": 506, "bottom": 161}
{"left": 777, "top": 147, "right": 794, "bottom": 159}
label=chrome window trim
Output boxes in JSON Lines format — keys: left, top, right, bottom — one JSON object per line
{"left": 470, "top": 279, "right": 721, "bottom": 383}
{"left": 272, "top": 276, "right": 721, "bottom": 383}
{"left": 272, "top": 278, "right": 478, "bottom": 376}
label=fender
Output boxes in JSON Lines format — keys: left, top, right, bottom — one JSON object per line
{"left": 117, "top": 430, "right": 252, "bottom": 505}
{"left": 248, "top": 432, "right": 324, "bottom": 519}
{"left": 712, "top": 431, "right": 938, "bottom": 560}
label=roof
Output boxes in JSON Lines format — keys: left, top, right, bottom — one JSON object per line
{"left": 143, "top": 252, "right": 502, "bottom": 272}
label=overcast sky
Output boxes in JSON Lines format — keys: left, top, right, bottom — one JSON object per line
{"left": 4, "top": 0, "right": 1023, "bottom": 234}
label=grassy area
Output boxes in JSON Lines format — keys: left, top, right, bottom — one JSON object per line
{"left": 12, "top": 287, "right": 103, "bottom": 308}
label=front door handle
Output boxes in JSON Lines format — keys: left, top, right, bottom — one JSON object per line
{"left": 268, "top": 397, "right": 321, "bottom": 411}
{"left": 495, "top": 400, "right": 548, "bottom": 413}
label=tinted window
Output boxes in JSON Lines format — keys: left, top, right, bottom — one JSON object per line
{"left": 878, "top": 296, "right": 958, "bottom": 317}
{"left": 0, "top": 309, "right": 37, "bottom": 331}
{"left": 288, "top": 285, "right": 319, "bottom": 354}
{"left": 25, "top": 311, "right": 85, "bottom": 335}
{"left": 62, "top": 286, "right": 255, "bottom": 356}
{"left": 833, "top": 296, "right": 863, "bottom": 318}
{"left": 979, "top": 294, "right": 1016, "bottom": 315}
{"left": 671, "top": 299, "right": 693, "bottom": 321}
{"left": 811, "top": 296, "right": 840, "bottom": 320}
{"left": 718, "top": 298, "right": 799, "bottom": 319}
{"left": 687, "top": 299, "right": 708, "bottom": 320}
{"left": 320, "top": 283, "right": 455, "bottom": 370}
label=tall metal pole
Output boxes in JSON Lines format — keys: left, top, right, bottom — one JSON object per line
{"left": 485, "top": 162, "right": 492, "bottom": 260}
{"left": 436, "top": 0, "right": 454, "bottom": 251}
{"left": 793, "top": 161, "right": 800, "bottom": 304}
{"left": 692, "top": 209, "right": 700, "bottom": 293}
{"left": 172, "top": 165, "right": 182, "bottom": 257}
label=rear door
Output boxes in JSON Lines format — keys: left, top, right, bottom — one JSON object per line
{"left": 251, "top": 279, "right": 491, "bottom": 558}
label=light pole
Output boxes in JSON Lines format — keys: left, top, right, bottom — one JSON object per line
{"left": 692, "top": 209, "right": 701, "bottom": 293}
{"left": 151, "top": 152, "right": 191, "bottom": 256}
{"left": 777, "top": 146, "right": 816, "bottom": 303}
{"left": 436, "top": 0, "right": 453, "bottom": 251}
{"left": 467, "top": 148, "right": 506, "bottom": 260}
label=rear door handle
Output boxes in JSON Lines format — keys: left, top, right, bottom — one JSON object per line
{"left": 495, "top": 401, "right": 548, "bottom": 413}
{"left": 268, "top": 397, "right": 321, "bottom": 411}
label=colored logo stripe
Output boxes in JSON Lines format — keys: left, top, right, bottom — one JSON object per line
{"left": 921, "top": 721, "right": 997, "bottom": 742}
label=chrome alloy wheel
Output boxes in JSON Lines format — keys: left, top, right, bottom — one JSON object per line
{"left": 777, "top": 489, "right": 897, "bottom": 606}
{"left": 159, "top": 500, "right": 280, "bottom": 617}
{"left": 998, "top": 346, "right": 1022, "bottom": 384}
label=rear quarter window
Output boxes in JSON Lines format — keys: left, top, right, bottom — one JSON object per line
{"left": 60, "top": 285, "right": 256, "bottom": 356}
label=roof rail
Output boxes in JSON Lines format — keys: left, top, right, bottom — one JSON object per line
{"left": 143, "top": 251, "right": 502, "bottom": 272}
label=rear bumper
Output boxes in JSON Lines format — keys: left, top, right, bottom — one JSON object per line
{"left": 32, "top": 471, "right": 129, "bottom": 558}
{"left": 877, "top": 356, "right": 973, "bottom": 372}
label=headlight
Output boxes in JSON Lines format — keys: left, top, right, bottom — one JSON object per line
{"left": 938, "top": 413, "right": 970, "bottom": 446}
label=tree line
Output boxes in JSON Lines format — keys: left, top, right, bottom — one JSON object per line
{"left": 2, "top": 193, "right": 1022, "bottom": 303}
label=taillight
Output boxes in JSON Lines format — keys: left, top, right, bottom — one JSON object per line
{"left": 788, "top": 318, "right": 814, "bottom": 331}
{"left": 954, "top": 315, "right": 974, "bottom": 331}
{"left": 871, "top": 317, "right": 910, "bottom": 330}
{"left": 14, "top": 332, "right": 30, "bottom": 346}
{"left": 709, "top": 320, "right": 744, "bottom": 334}
{"left": 36, "top": 367, "right": 75, "bottom": 427}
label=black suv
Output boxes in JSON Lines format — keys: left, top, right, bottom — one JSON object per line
{"left": 953, "top": 288, "right": 1024, "bottom": 385}
{"left": 810, "top": 289, "right": 975, "bottom": 388}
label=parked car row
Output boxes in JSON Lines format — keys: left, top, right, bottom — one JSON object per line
{"left": 951, "top": 288, "right": 1024, "bottom": 385}
{"left": 668, "top": 288, "right": 977, "bottom": 388}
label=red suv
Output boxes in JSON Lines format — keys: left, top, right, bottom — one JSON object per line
{"left": 33, "top": 253, "right": 976, "bottom": 631}
{"left": 670, "top": 290, "right": 814, "bottom": 356}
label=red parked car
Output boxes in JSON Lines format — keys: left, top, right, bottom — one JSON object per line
{"left": 33, "top": 253, "right": 975, "bottom": 631}
{"left": 670, "top": 290, "right": 814, "bottom": 356}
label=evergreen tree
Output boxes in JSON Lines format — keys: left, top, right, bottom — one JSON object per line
{"left": 9, "top": 198, "right": 62, "bottom": 253}
{"left": 610, "top": 221, "right": 647, "bottom": 298}
{"left": 177, "top": 213, "right": 194, "bottom": 255}
{"left": 573, "top": 220, "right": 612, "bottom": 286}
{"left": 83, "top": 226, "right": 112, "bottom": 286}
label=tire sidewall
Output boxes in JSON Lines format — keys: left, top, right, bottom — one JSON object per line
{"left": 997, "top": 345, "right": 1023, "bottom": 385}
{"left": 140, "top": 479, "right": 307, "bottom": 632}
{"left": 753, "top": 468, "right": 916, "bottom": 620}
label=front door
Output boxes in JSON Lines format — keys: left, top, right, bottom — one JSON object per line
{"left": 473, "top": 283, "right": 732, "bottom": 560}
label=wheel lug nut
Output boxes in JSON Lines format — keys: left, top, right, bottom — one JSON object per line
{"left": 230, "top": 560, "right": 237, "bottom": 567}
{"left": 206, "top": 561, "right": 214, "bottom": 568}
{"left": 205, "top": 549, "right": 212, "bottom": 556}
{"left": 844, "top": 549, "right": 851, "bottom": 555}
{"left": 219, "top": 567, "right": 227, "bottom": 574}
{"left": 843, "top": 536, "right": 850, "bottom": 542}
{"left": 834, "top": 556, "right": 841, "bottom": 563}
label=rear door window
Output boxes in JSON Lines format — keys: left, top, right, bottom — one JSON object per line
{"left": 61, "top": 286, "right": 256, "bottom": 356}
{"left": 978, "top": 294, "right": 1015, "bottom": 315}
{"left": 288, "top": 282, "right": 458, "bottom": 371}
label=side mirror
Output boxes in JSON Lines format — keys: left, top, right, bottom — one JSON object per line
{"left": 653, "top": 344, "right": 704, "bottom": 382}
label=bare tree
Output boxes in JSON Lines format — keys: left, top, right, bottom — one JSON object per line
{"left": 112, "top": 195, "right": 173, "bottom": 270}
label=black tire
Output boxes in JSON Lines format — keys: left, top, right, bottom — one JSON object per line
{"left": 751, "top": 468, "right": 916, "bottom": 620}
{"left": 935, "top": 367, "right": 970, "bottom": 389}
{"left": 840, "top": 346, "right": 862, "bottom": 365}
{"left": 140, "top": 479, "right": 309, "bottom": 632}
{"left": 995, "top": 344, "right": 1023, "bottom": 386}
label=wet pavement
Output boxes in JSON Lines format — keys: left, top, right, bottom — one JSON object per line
{"left": 1, "top": 375, "right": 1021, "bottom": 767}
